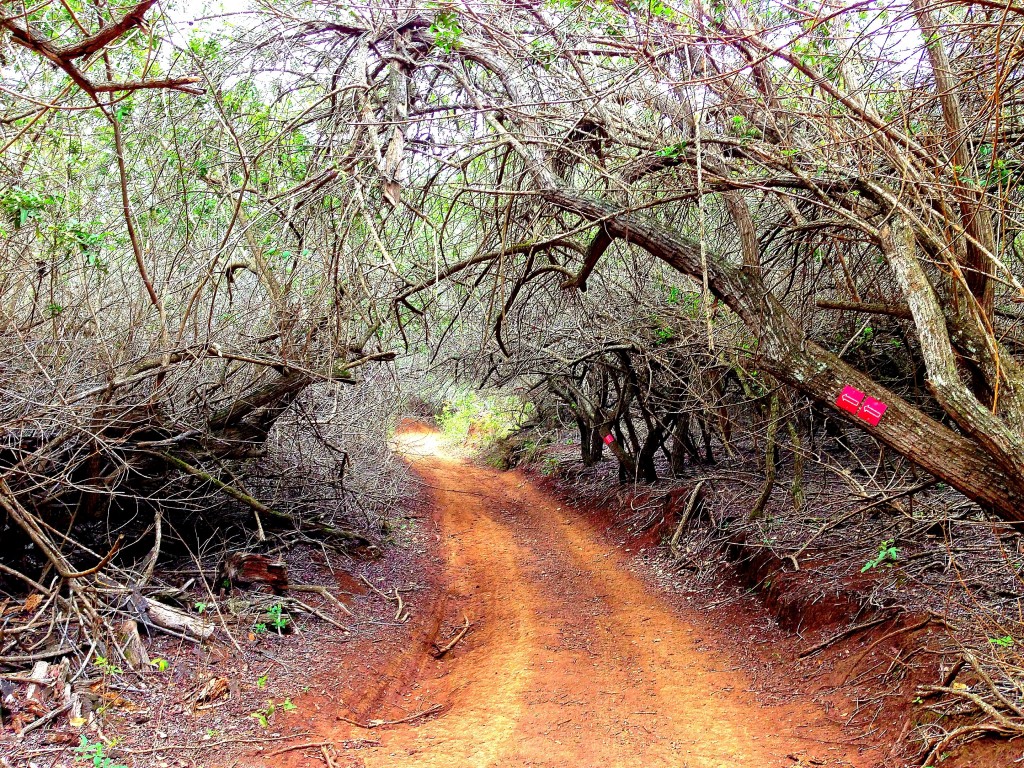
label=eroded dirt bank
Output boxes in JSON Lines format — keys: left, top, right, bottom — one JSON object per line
{"left": 262, "top": 426, "right": 880, "bottom": 768}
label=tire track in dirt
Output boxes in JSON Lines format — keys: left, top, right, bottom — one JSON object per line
{"left": 272, "top": 426, "right": 878, "bottom": 768}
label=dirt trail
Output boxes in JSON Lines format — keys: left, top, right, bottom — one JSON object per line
{"left": 278, "top": 427, "right": 877, "bottom": 768}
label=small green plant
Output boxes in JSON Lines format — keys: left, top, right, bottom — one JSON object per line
{"left": 74, "top": 736, "right": 127, "bottom": 768}
{"left": 93, "top": 655, "right": 123, "bottom": 676}
{"left": 266, "top": 603, "right": 290, "bottom": 632}
{"left": 730, "top": 114, "right": 761, "bottom": 140}
{"left": 251, "top": 700, "right": 275, "bottom": 727}
{"left": 257, "top": 674, "right": 269, "bottom": 688}
{"left": 194, "top": 601, "right": 208, "bottom": 614}
{"left": 861, "top": 540, "right": 899, "bottom": 573}
{"left": 251, "top": 698, "right": 298, "bottom": 728}
{"left": 58, "top": 219, "right": 109, "bottom": 259}
{"left": 529, "top": 38, "right": 557, "bottom": 68}
{"left": 149, "top": 658, "right": 170, "bottom": 672}
{"left": 655, "top": 141, "right": 687, "bottom": 158}
{"left": 989, "top": 635, "right": 1015, "bottom": 648}
{"left": 253, "top": 604, "right": 290, "bottom": 635}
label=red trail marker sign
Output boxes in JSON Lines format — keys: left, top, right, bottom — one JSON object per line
{"left": 835, "top": 385, "right": 888, "bottom": 426}
{"left": 858, "top": 396, "right": 887, "bottom": 426}
{"left": 836, "top": 385, "right": 865, "bottom": 414}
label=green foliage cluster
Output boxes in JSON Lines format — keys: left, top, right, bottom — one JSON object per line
{"left": 75, "top": 736, "right": 126, "bottom": 768}
{"left": 2, "top": 187, "right": 55, "bottom": 230}
{"left": 254, "top": 603, "right": 291, "bottom": 634}
{"left": 430, "top": 9, "right": 463, "bottom": 52}
{"left": 251, "top": 697, "right": 297, "bottom": 727}
{"left": 438, "top": 390, "right": 535, "bottom": 446}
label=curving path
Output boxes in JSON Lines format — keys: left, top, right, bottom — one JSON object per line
{"left": 277, "top": 426, "right": 875, "bottom": 768}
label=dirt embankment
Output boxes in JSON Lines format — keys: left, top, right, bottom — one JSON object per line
{"left": 261, "top": 425, "right": 881, "bottom": 768}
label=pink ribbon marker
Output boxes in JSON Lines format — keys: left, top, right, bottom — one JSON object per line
{"left": 603, "top": 433, "right": 615, "bottom": 445}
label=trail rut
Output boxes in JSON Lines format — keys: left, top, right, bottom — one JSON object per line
{"left": 275, "top": 427, "right": 877, "bottom": 768}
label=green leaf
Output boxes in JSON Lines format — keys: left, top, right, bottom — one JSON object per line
{"left": 430, "top": 10, "right": 463, "bottom": 53}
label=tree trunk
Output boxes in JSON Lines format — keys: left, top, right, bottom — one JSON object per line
{"left": 637, "top": 423, "right": 664, "bottom": 483}
{"left": 670, "top": 415, "right": 688, "bottom": 476}
{"left": 749, "top": 391, "right": 780, "bottom": 520}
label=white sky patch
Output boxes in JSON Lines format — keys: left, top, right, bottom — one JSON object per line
{"left": 160, "top": 0, "right": 257, "bottom": 44}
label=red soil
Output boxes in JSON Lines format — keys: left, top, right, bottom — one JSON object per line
{"left": 255, "top": 425, "right": 882, "bottom": 768}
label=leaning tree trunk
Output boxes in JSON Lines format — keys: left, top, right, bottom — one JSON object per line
{"left": 539, "top": 188, "right": 1024, "bottom": 520}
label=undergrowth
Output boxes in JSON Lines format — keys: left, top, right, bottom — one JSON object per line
{"left": 436, "top": 390, "right": 535, "bottom": 448}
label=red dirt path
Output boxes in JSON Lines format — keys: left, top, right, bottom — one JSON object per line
{"left": 263, "top": 425, "right": 881, "bottom": 768}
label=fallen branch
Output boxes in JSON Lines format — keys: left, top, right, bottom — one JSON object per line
{"left": 289, "top": 584, "right": 354, "bottom": 617}
{"left": 0, "top": 646, "right": 76, "bottom": 665}
{"left": 432, "top": 615, "right": 471, "bottom": 658}
{"left": 920, "top": 723, "right": 1009, "bottom": 767}
{"left": 286, "top": 597, "right": 350, "bottom": 632}
{"left": 59, "top": 535, "right": 124, "bottom": 579}
{"left": 359, "top": 575, "right": 417, "bottom": 609}
{"left": 268, "top": 741, "right": 331, "bottom": 756}
{"left": 964, "top": 651, "right": 1024, "bottom": 719}
{"left": 153, "top": 452, "right": 368, "bottom": 545}
{"left": 337, "top": 703, "right": 443, "bottom": 729}
{"left": 842, "top": 615, "right": 937, "bottom": 682}
{"left": 143, "top": 598, "right": 214, "bottom": 640}
{"left": 359, "top": 574, "right": 392, "bottom": 600}
{"left": 18, "top": 702, "right": 71, "bottom": 737}
{"left": 669, "top": 481, "right": 705, "bottom": 558}
{"left": 798, "top": 615, "right": 894, "bottom": 659}
{"left": 123, "top": 733, "right": 308, "bottom": 755}
{"left": 785, "top": 481, "right": 936, "bottom": 570}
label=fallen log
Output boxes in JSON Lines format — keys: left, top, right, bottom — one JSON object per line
{"left": 143, "top": 599, "right": 214, "bottom": 641}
